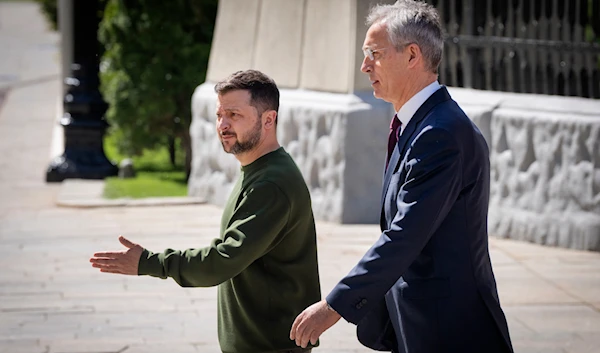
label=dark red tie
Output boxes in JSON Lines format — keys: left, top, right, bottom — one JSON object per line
{"left": 386, "top": 115, "right": 402, "bottom": 170}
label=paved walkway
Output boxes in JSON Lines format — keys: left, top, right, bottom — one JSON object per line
{"left": 0, "top": 2, "right": 599, "bottom": 353}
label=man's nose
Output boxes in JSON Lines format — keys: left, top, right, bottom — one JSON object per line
{"left": 361, "top": 56, "right": 371, "bottom": 73}
{"left": 217, "top": 117, "right": 230, "bottom": 132}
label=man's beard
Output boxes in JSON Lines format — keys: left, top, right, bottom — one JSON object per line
{"left": 221, "top": 118, "right": 262, "bottom": 155}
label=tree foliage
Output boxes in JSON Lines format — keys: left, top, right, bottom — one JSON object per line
{"left": 34, "top": 0, "right": 58, "bottom": 30}
{"left": 99, "top": 0, "right": 218, "bottom": 176}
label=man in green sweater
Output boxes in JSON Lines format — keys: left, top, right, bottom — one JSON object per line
{"left": 90, "top": 70, "right": 321, "bottom": 353}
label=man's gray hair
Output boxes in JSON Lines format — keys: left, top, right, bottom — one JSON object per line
{"left": 367, "top": 0, "right": 444, "bottom": 74}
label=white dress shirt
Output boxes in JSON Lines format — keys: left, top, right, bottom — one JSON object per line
{"left": 395, "top": 81, "right": 441, "bottom": 136}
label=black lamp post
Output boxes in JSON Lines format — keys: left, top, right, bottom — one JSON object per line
{"left": 46, "top": 0, "right": 117, "bottom": 182}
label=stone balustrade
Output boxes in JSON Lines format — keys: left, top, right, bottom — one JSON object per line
{"left": 452, "top": 89, "right": 600, "bottom": 251}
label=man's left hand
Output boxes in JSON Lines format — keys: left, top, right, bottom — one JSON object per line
{"left": 89, "top": 235, "right": 144, "bottom": 275}
{"left": 290, "top": 300, "right": 341, "bottom": 348}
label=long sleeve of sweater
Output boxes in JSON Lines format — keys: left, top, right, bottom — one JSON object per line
{"left": 137, "top": 181, "right": 290, "bottom": 287}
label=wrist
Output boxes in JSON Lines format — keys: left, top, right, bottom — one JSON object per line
{"left": 325, "top": 301, "right": 339, "bottom": 315}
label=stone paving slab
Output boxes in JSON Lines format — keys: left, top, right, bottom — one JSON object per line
{"left": 2, "top": 203, "right": 599, "bottom": 353}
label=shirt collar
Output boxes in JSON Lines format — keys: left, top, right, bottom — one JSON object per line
{"left": 395, "top": 81, "right": 441, "bottom": 129}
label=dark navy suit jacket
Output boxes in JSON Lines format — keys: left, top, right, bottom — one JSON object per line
{"left": 327, "top": 87, "right": 513, "bottom": 353}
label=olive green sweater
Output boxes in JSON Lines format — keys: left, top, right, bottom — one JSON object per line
{"left": 138, "top": 147, "right": 321, "bottom": 353}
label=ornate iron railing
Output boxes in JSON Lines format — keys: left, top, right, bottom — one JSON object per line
{"left": 425, "top": 0, "right": 600, "bottom": 99}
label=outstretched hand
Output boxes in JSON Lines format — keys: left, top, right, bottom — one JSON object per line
{"left": 89, "top": 236, "right": 144, "bottom": 275}
{"left": 290, "top": 300, "right": 341, "bottom": 348}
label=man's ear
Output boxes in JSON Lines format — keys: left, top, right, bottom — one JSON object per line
{"left": 263, "top": 110, "right": 277, "bottom": 129}
{"left": 407, "top": 43, "right": 422, "bottom": 68}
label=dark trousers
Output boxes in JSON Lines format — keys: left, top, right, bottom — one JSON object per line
{"left": 276, "top": 348, "right": 312, "bottom": 353}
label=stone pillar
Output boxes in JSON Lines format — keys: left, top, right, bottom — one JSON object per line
{"left": 189, "top": 0, "right": 395, "bottom": 223}
{"left": 46, "top": 0, "right": 117, "bottom": 182}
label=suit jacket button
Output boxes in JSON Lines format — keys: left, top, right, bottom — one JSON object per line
{"left": 355, "top": 303, "right": 362, "bottom": 309}
{"left": 361, "top": 299, "right": 368, "bottom": 304}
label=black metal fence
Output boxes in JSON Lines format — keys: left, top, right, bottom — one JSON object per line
{"left": 425, "top": 0, "right": 600, "bottom": 99}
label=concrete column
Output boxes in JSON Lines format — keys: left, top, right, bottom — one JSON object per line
{"left": 206, "top": 0, "right": 384, "bottom": 93}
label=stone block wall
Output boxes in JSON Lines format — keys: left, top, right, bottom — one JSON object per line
{"left": 450, "top": 89, "right": 600, "bottom": 251}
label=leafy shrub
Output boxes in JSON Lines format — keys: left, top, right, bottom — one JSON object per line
{"left": 99, "top": 0, "right": 218, "bottom": 177}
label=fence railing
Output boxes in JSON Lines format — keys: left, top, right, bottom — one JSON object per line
{"left": 425, "top": 0, "right": 600, "bottom": 99}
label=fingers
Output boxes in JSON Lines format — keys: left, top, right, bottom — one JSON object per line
{"left": 99, "top": 267, "right": 127, "bottom": 274}
{"left": 91, "top": 261, "right": 118, "bottom": 270}
{"left": 119, "top": 235, "right": 135, "bottom": 248}
{"left": 299, "top": 328, "right": 314, "bottom": 348}
{"left": 92, "top": 251, "right": 123, "bottom": 258}
{"left": 91, "top": 260, "right": 123, "bottom": 273}
{"left": 292, "top": 316, "right": 306, "bottom": 346}
{"left": 91, "top": 236, "right": 133, "bottom": 258}
{"left": 291, "top": 301, "right": 340, "bottom": 348}
{"left": 291, "top": 314, "right": 313, "bottom": 348}
{"left": 90, "top": 256, "right": 134, "bottom": 275}
{"left": 310, "top": 330, "right": 321, "bottom": 345}
{"left": 90, "top": 257, "right": 120, "bottom": 269}
{"left": 90, "top": 236, "right": 142, "bottom": 276}
{"left": 290, "top": 313, "right": 302, "bottom": 340}
{"left": 90, "top": 257, "right": 116, "bottom": 265}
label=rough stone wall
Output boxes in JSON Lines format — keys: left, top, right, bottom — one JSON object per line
{"left": 450, "top": 88, "right": 600, "bottom": 251}
{"left": 489, "top": 109, "right": 600, "bottom": 250}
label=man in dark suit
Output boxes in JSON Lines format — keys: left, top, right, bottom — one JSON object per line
{"left": 290, "top": 1, "right": 514, "bottom": 352}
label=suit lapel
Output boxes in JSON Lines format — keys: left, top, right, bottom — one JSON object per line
{"left": 379, "top": 87, "right": 452, "bottom": 210}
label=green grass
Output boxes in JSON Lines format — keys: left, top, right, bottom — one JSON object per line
{"left": 103, "top": 171, "right": 187, "bottom": 199}
{"left": 102, "top": 133, "right": 188, "bottom": 199}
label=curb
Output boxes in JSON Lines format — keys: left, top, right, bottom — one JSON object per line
{"left": 56, "top": 196, "right": 207, "bottom": 208}
{"left": 55, "top": 179, "right": 206, "bottom": 208}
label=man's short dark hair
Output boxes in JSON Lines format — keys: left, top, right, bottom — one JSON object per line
{"left": 214, "top": 70, "right": 280, "bottom": 117}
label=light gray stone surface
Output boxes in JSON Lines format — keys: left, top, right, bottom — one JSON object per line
{"left": 450, "top": 88, "right": 600, "bottom": 251}
{"left": 205, "top": 0, "right": 260, "bottom": 83}
{"left": 206, "top": 0, "right": 393, "bottom": 92}
{"left": 299, "top": 0, "right": 354, "bottom": 93}
{"left": 253, "top": 0, "right": 305, "bottom": 88}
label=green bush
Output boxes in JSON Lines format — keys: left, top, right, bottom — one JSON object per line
{"left": 99, "top": 0, "right": 218, "bottom": 178}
